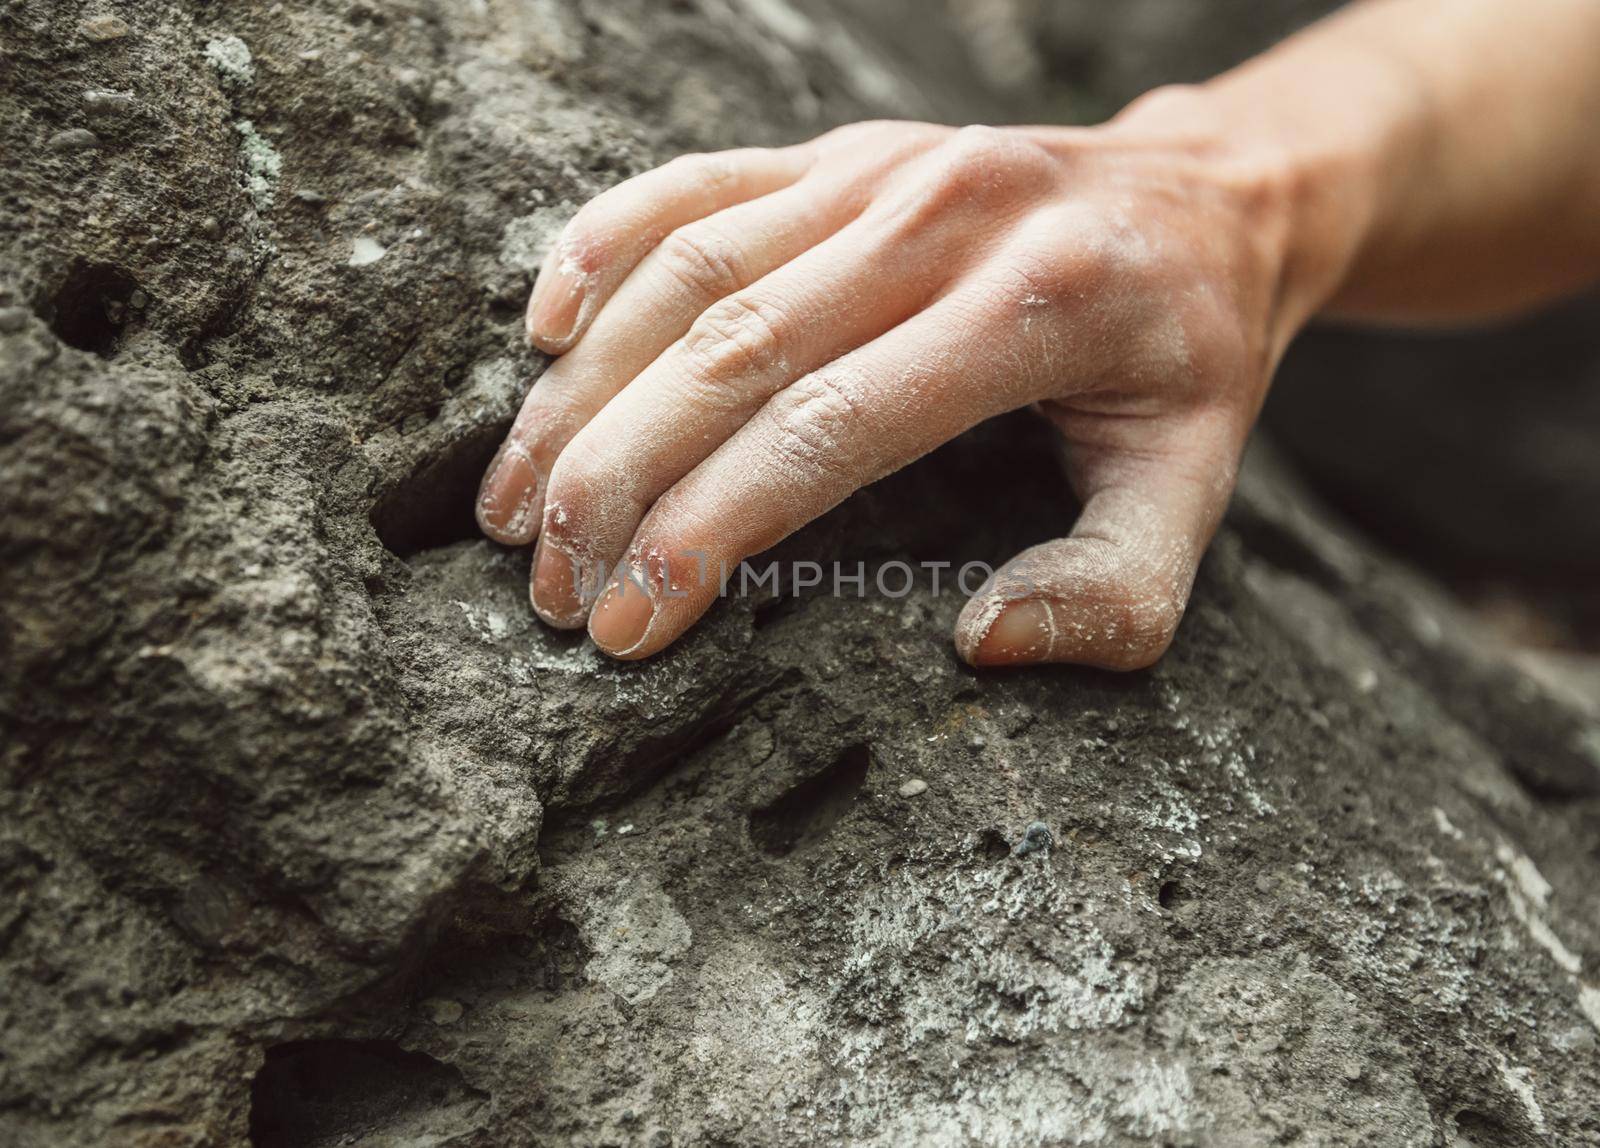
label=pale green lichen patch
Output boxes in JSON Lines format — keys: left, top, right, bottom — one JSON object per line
{"left": 204, "top": 35, "right": 255, "bottom": 89}
{"left": 232, "top": 120, "right": 281, "bottom": 211}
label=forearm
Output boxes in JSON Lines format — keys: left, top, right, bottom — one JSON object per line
{"left": 1165, "top": 0, "right": 1600, "bottom": 326}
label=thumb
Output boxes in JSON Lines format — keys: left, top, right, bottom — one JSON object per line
{"left": 954, "top": 445, "right": 1233, "bottom": 672}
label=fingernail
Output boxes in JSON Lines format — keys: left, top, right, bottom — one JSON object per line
{"left": 589, "top": 566, "right": 655, "bottom": 656}
{"left": 974, "top": 599, "right": 1054, "bottom": 666}
{"left": 526, "top": 246, "right": 584, "bottom": 350}
{"left": 531, "top": 538, "right": 588, "bottom": 628}
{"left": 477, "top": 441, "right": 540, "bottom": 543}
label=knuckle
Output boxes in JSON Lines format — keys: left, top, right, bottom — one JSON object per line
{"left": 1078, "top": 213, "right": 1156, "bottom": 289}
{"left": 939, "top": 125, "right": 1051, "bottom": 195}
{"left": 817, "top": 119, "right": 899, "bottom": 152}
{"left": 765, "top": 372, "right": 861, "bottom": 479}
{"left": 682, "top": 295, "right": 790, "bottom": 382}
{"left": 670, "top": 361, "right": 758, "bottom": 417}
{"left": 979, "top": 248, "right": 1076, "bottom": 315}
{"left": 673, "top": 150, "right": 739, "bottom": 191}
{"left": 655, "top": 225, "right": 748, "bottom": 299}
{"left": 943, "top": 124, "right": 1012, "bottom": 171}
{"left": 810, "top": 122, "right": 947, "bottom": 190}
{"left": 869, "top": 125, "right": 1051, "bottom": 238}
{"left": 662, "top": 151, "right": 715, "bottom": 181}
{"left": 982, "top": 207, "right": 1159, "bottom": 323}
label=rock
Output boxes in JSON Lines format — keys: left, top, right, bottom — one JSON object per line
{"left": 3, "top": 3, "right": 1599, "bottom": 1147}
{"left": 421, "top": 998, "right": 465, "bottom": 1026}
{"left": 897, "top": 777, "right": 928, "bottom": 797}
{"left": 82, "top": 89, "right": 135, "bottom": 115}
{"left": 498, "top": 203, "right": 578, "bottom": 274}
{"left": 0, "top": 307, "right": 29, "bottom": 334}
{"left": 349, "top": 235, "right": 387, "bottom": 266}
{"left": 1012, "top": 820, "right": 1053, "bottom": 857}
{"left": 79, "top": 16, "right": 130, "bottom": 43}
{"left": 46, "top": 128, "right": 100, "bottom": 151}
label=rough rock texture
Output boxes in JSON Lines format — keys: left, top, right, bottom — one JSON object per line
{"left": 3, "top": 2, "right": 1600, "bottom": 1146}
{"left": 1267, "top": 297, "right": 1600, "bottom": 643}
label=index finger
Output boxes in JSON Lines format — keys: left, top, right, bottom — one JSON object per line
{"left": 526, "top": 145, "right": 815, "bottom": 352}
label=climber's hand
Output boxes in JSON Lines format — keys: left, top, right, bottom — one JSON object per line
{"left": 477, "top": 111, "right": 1307, "bottom": 668}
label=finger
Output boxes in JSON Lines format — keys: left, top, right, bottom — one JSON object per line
{"left": 476, "top": 180, "right": 855, "bottom": 549}
{"left": 953, "top": 425, "right": 1239, "bottom": 672}
{"left": 557, "top": 126, "right": 951, "bottom": 382}
{"left": 477, "top": 131, "right": 961, "bottom": 551}
{"left": 527, "top": 220, "right": 950, "bottom": 626}
{"left": 581, "top": 281, "right": 1058, "bottom": 659}
{"left": 531, "top": 139, "right": 1052, "bottom": 627}
{"left": 526, "top": 146, "right": 814, "bottom": 353}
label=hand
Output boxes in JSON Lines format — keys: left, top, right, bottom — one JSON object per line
{"left": 477, "top": 106, "right": 1313, "bottom": 669}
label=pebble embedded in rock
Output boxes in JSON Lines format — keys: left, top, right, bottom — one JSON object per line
{"left": 1012, "top": 821, "right": 1052, "bottom": 857}
{"left": 420, "top": 997, "right": 464, "bottom": 1025}
{"left": 0, "top": 307, "right": 30, "bottom": 334}
{"left": 897, "top": 778, "right": 928, "bottom": 797}
{"left": 83, "top": 89, "right": 135, "bottom": 115}
{"left": 349, "top": 236, "right": 388, "bottom": 266}
{"left": 80, "top": 15, "right": 130, "bottom": 42}
{"left": 48, "top": 128, "right": 101, "bottom": 151}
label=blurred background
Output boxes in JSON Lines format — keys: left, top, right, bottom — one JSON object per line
{"left": 837, "top": 0, "right": 1600, "bottom": 657}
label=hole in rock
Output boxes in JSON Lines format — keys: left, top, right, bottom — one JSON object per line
{"left": 42, "top": 261, "right": 138, "bottom": 355}
{"left": 751, "top": 591, "right": 803, "bottom": 631}
{"left": 415, "top": 911, "right": 589, "bottom": 999}
{"left": 749, "top": 742, "right": 871, "bottom": 857}
{"left": 248, "top": 1039, "right": 486, "bottom": 1148}
{"left": 1158, "top": 880, "right": 1189, "bottom": 910}
{"left": 979, "top": 828, "right": 1012, "bottom": 862}
{"left": 370, "top": 423, "right": 506, "bottom": 557}
{"left": 1451, "top": 1109, "right": 1543, "bottom": 1148}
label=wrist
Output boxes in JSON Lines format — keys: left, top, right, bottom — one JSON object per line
{"left": 1194, "top": 22, "right": 1440, "bottom": 325}
{"left": 1108, "top": 78, "right": 1402, "bottom": 354}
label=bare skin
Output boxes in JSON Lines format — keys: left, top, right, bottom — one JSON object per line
{"left": 477, "top": 0, "right": 1600, "bottom": 669}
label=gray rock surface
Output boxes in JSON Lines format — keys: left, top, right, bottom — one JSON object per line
{"left": 3, "top": 2, "right": 1599, "bottom": 1146}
